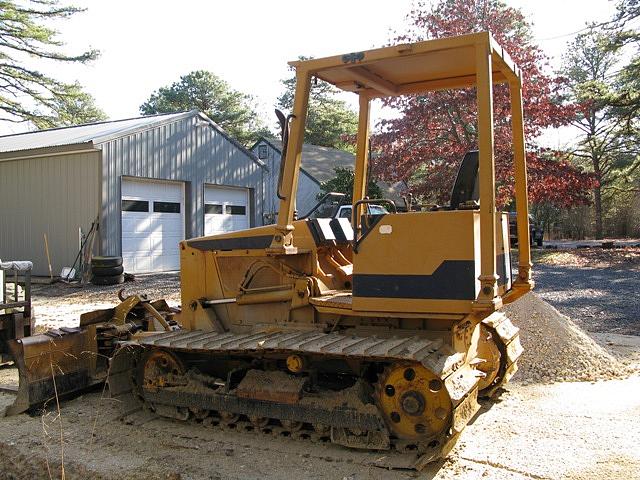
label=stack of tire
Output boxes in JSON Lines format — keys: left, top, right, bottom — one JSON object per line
{"left": 90, "top": 256, "right": 124, "bottom": 286}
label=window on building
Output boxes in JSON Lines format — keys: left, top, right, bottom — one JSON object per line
{"left": 122, "top": 199, "right": 149, "bottom": 212}
{"left": 205, "top": 204, "right": 223, "bottom": 214}
{"left": 257, "top": 144, "right": 268, "bottom": 160}
{"left": 226, "top": 205, "right": 246, "bottom": 215}
{"left": 153, "top": 201, "right": 181, "bottom": 213}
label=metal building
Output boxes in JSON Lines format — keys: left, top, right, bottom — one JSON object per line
{"left": 0, "top": 111, "right": 266, "bottom": 275}
{"left": 251, "top": 137, "right": 320, "bottom": 223}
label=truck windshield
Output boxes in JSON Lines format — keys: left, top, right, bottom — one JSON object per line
{"left": 368, "top": 205, "right": 388, "bottom": 215}
{"left": 338, "top": 207, "right": 352, "bottom": 218}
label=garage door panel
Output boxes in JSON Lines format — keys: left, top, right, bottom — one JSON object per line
{"left": 150, "top": 216, "right": 183, "bottom": 234}
{"left": 204, "top": 187, "right": 247, "bottom": 205}
{"left": 150, "top": 234, "right": 182, "bottom": 252}
{"left": 204, "top": 185, "right": 249, "bottom": 236}
{"left": 123, "top": 215, "right": 182, "bottom": 235}
{"left": 122, "top": 180, "right": 182, "bottom": 202}
{"left": 122, "top": 235, "right": 153, "bottom": 254}
{"left": 205, "top": 215, "right": 231, "bottom": 232}
{"left": 162, "top": 235, "right": 182, "bottom": 250}
{"left": 204, "top": 215, "right": 237, "bottom": 234}
{"left": 124, "top": 231, "right": 181, "bottom": 250}
{"left": 121, "top": 178, "right": 184, "bottom": 274}
{"left": 122, "top": 254, "right": 152, "bottom": 274}
{"left": 122, "top": 218, "right": 154, "bottom": 236}
{"left": 231, "top": 217, "right": 247, "bottom": 230}
{"left": 155, "top": 254, "right": 180, "bottom": 272}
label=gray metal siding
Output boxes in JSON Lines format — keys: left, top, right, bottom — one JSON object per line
{"left": 253, "top": 141, "right": 320, "bottom": 223}
{"left": 0, "top": 151, "right": 101, "bottom": 275}
{"left": 100, "top": 115, "right": 264, "bottom": 256}
{"left": 297, "top": 173, "right": 321, "bottom": 217}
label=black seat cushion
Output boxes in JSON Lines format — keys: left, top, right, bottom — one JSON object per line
{"left": 450, "top": 150, "right": 479, "bottom": 209}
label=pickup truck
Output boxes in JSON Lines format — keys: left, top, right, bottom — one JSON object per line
{"left": 300, "top": 192, "right": 390, "bottom": 220}
{"left": 509, "top": 212, "right": 543, "bottom": 247}
{"left": 334, "top": 204, "right": 389, "bottom": 219}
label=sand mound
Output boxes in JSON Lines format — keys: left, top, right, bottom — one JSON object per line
{"left": 502, "top": 293, "right": 625, "bottom": 384}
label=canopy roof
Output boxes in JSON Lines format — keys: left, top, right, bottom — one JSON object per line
{"left": 290, "top": 32, "right": 520, "bottom": 98}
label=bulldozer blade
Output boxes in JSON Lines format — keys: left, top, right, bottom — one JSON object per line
{"left": 4, "top": 327, "right": 104, "bottom": 416}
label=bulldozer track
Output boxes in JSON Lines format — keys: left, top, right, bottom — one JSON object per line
{"left": 121, "top": 393, "right": 453, "bottom": 470}
{"left": 108, "top": 328, "right": 484, "bottom": 469}
{"left": 120, "top": 404, "right": 434, "bottom": 470}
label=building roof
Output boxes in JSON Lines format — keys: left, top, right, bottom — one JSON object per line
{"left": 0, "top": 111, "right": 192, "bottom": 153}
{"left": 254, "top": 136, "right": 407, "bottom": 205}
{"left": 0, "top": 110, "right": 265, "bottom": 168}
{"left": 258, "top": 137, "right": 355, "bottom": 184}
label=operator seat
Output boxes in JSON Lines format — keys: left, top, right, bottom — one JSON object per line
{"left": 450, "top": 150, "right": 479, "bottom": 209}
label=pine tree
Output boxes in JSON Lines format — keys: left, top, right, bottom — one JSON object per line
{"left": 0, "top": 1, "right": 99, "bottom": 126}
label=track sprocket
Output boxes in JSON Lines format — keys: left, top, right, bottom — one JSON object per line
{"left": 375, "top": 363, "right": 452, "bottom": 442}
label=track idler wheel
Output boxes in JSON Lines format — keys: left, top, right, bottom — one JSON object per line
{"left": 475, "top": 324, "right": 502, "bottom": 392}
{"left": 376, "top": 363, "right": 452, "bottom": 442}
{"left": 476, "top": 314, "right": 523, "bottom": 397}
{"left": 141, "top": 349, "right": 185, "bottom": 390}
{"left": 139, "top": 349, "right": 191, "bottom": 420}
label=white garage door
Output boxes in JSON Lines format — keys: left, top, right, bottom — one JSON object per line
{"left": 204, "top": 185, "right": 250, "bottom": 236}
{"left": 121, "top": 178, "right": 184, "bottom": 273}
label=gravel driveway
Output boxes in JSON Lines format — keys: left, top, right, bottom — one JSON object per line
{"left": 533, "top": 263, "right": 640, "bottom": 336}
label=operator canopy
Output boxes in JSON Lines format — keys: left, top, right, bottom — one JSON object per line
{"left": 290, "top": 31, "right": 520, "bottom": 98}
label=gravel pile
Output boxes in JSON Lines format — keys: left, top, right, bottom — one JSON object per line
{"left": 502, "top": 293, "right": 625, "bottom": 384}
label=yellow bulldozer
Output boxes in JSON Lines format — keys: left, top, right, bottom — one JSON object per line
{"left": 6, "top": 31, "right": 533, "bottom": 469}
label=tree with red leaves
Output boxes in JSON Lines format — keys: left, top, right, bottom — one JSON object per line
{"left": 372, "top": 0, "right": 595, "bottom": 208}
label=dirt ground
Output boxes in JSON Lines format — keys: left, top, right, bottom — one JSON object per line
{"left": 29, "top": 273, "right": 180, "bottom": 332}
{"left": 1, "top": 373, "right": 638, "bottom": 480}
{"left": 1, "top": 269, "right": 639, "bottom": 480}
